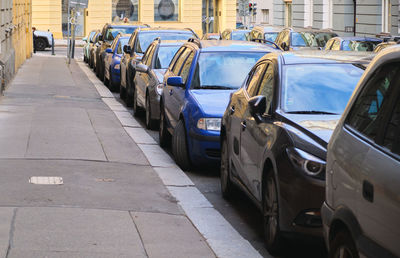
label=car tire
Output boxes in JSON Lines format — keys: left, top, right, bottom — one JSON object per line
{"left": 35, "top": 38, "right": 47, "bottom": 51}
{"left": 220, "top": 136, "right": 235, "bottom": 199}
{"left": 96, "top": 57, "right": 101, "bottom": 77}
{"left": 145, "top": 95, "right": 157, "bottom": 130}
{"left": 125, "top": 73, "right": 134, "bottom": 107}
{"left": 172, "top": 120, "right": 191, "bottom": 171}
{"left": 120, "top": 84, "right": 126, "bottom": 100}
{"left": 263, "top": 172, "right": 283, "bottom": 254}
{"left": 329, "top": 230, "right": 359, "bottom": 258}
{"left": 133, "top": 87, "right": 144, "bottom": 117}
{"left": 159, "top": 104, "right": 171, "bottom": 148}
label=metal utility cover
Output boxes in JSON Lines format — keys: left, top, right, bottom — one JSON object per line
{"left": 29, "top": 177, "right": 64, "bottom": 185}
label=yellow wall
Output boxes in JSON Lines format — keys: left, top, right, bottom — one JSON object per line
{"left": 32, "top": 0, "right": 236, "bottom": 39}
{"left": 13, "top": 0, "right": 33, "bottom": 71}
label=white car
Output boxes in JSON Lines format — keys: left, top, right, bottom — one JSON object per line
{"left": 34, "top": 30, "right": 53, "bottom": 51}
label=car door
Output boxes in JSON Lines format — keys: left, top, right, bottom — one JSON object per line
{"left": 136, "top": 45, "right": 154, "bottom": 107}
{"left": 343, "top": 62, "right": 400, "bottom": 256}
{"left": 230, "top": 62, "right": 266, "bottom": 187}
{"left": 164, "top": 47, "right": 192, "bottom": 128}
{"left": 121, "top": 33, "right": 136, "bottom": 88}
{"left": 240, "top": 62, "right": 273, "bottom": 198}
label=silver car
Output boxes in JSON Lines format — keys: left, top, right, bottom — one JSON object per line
{"left": 322, "top": 45, "right": 400, "bottom": 258}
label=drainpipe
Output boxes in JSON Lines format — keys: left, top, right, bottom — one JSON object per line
{"left": 353, "top": 0, "right": 357, "bottom": 36}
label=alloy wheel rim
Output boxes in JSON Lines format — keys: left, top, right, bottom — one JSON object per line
{"left": 264, "top": 177, "right": 278, "bottom": 245}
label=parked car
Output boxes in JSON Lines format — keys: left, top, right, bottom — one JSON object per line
{"left": 120, "top": 27, "right": 197, "bottom": 107}
{"left": 373, "top": 41, "right": 397, "bottom": 52}
{"left": 322, "top": 46, "right": 400, "bottom": 258}
{"left": 159, "top": 39, "right": 278, "bottom": 170}
{"left": 133, "top": 39, "right": 184, "bottom": 129}
{"left": 103, "top": 34, "right": 130, "bottom": 91}
{"left": 83, "top": 30, "right": 99, "bottom": 63}
{"left": 325, "top": 37, "right": 382, "bottom": 51}
{"left": 220, "top": 51, "right": 373, "bottom": 253}
{"left": 249, "top": 25, "right": 283, "bottom": 43}
{"left": 95, "top": 23, "right": 145, "bottom": 80}
{"left": 33, "top": 30, "right": 53, "bottom": 51}
{"left": 275, "top": 28, "right": 337, "bottom": 51}
{"left": 89, "top": 32, "right": 101, "bottom": 69}
{"left": 221, "top": 29, "right": 250, "bottom": 41}
{"left": 201, "top": 33, "right": 221, "bottom": 40}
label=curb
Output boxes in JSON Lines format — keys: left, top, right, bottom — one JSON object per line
{"left": 77, "top": 60, "right": 265, "bottom": 258}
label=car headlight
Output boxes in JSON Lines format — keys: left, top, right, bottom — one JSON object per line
{"left": 156, "top": 84, "right": 163, "bottom": 95}
{"left": 286, "top": 147, "right": 325, "bottom": 178}
{"left": 197, "top": 118, "right": 221, "bottom": 131}
{"left": 114, "top": 64, "right": 120, "bottom": 69}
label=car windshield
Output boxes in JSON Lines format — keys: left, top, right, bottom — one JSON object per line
{"left": 342, "top": 40, "right": 380, "bottom": 51}
{"left": 191, "top": 52, "right": 267, "bottom": 89}
{"left": 291, "top": 32, "right": 336, "bottom": 47}
{"left": 137, "top": 32, "right": 193, "bottom": 53}
{"left": 232, "top": 32, "right": 249, "bottom": 41}
{"left": 282, "top": 64, "right": 364, "bottom": 114}
{"left": 264, "top": 32, "right": 278, "bottom": 42}
{"left": 117, "top": 38, "right": 129, "bottom": 54}
{"left": 105, "top": 27, "right": 137, "bottom": 41}
{"left": 154, "top": 46, "right": 181, "bottom": 69}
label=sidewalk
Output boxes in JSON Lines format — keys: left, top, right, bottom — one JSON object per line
{"left": 0, "top": 55, "right": 214, "bottom": 257}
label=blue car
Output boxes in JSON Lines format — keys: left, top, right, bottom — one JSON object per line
{"left": 159, "top": 39, "right": 279, "bottom": 170}
{"left": 104, "top": 34, "right": 130, "bottom": 91}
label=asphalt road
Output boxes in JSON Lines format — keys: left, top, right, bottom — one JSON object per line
{"left": 38, "top": 47, "right": 327, "bottom": 258}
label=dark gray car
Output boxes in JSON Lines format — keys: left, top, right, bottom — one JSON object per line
{"left": 133, "top": 39, "right": 184, "bottom": 129}
{"left": 322, "top": 45, "right": 400, "bottom": 258}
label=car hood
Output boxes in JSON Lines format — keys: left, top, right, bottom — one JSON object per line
{"left": 154, "top": 69, "right": 167, "bottom": 83}
{"left": 280, "top": 113, "right": 341, "bottom": 144}
{"left": 292, "top": 46, "right": 321, "bottom": 51}
{"left": 191, "top": 90, "right": 235, "bottom": 117}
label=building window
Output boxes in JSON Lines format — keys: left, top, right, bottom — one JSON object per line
{"left": 304, "top": 0, "right": 313, "bottom": 27}
{"left": 262, "top": 9, "right": 270, "bottom": 24}
{"left": 155, "top": 0, "right": 179, "bottom": 21}
{"left": 382, "top": 0, "right": 391, "bottom": 33}
{"left": 112, "top": 0, "right": 138, "bottom": 22}
{"left": 285, "top": 2, "right": 292, "bottom": 27}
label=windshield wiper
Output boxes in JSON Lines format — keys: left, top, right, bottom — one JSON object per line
{"left": 201, "top": 85, "right": 234, "bottom": 90}
{"left": 286, "top": 110, "right": 339, "bottom": 115}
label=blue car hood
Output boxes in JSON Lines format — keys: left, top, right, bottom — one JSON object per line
{"left": 190, "top": 89, "right": 235, "bottom": 117}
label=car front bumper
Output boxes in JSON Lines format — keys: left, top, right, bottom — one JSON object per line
{"left": 188, "top": 129, "right": 220, "bottom": 165}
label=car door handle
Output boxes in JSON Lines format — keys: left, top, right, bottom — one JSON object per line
{"left": 362, "top": 180, "right": 374, "bottom": 203}
{"left": 241, "top": 121, "right": 246, "bottom": 131}
{"left": 169, "top": 89, "right": 173, "bottom": 96}
{"left": 230, "top": 106, "right": 235, "bottom": 114}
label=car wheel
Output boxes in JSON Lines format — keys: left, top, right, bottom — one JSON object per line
{"left": 172, "top": 120, "right": 191, "bottom": 171}
{"left": 99, "top": 62, "right": 105, "bottom": 82}
{"left": 220, "top": 136, "right": 234, "bottom": 199}
{"left": 120, "top": 84, "right": 126, "bottom": 100}
{"left": 35, "top": 38, "right": 47, "bottom": 51}
{"left": 263, "top": 172, "right": 283, "bottom": 254}
{"left": 159, "top": 104, "right": 171, "bottom": 148}
{"left": 133, "top": 87, "right": 144, "bottom": 117}
{"left": 96, "top": 58, "right": 101, "bottom": 77}
{"left": 329, "top": 230, "right": 359, "bottom": 258}
{"left": 145, "top": 95, "right": 157, "bottom": 130}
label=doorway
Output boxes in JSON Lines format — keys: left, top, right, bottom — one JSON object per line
{"left": 202, "top": 0, "right": 220, "bottom": 34}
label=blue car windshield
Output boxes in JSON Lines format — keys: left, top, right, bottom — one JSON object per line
{"left": 232, "top": 32, "right": 249, "bottom": 41}
{"left": 282, "top": 64, "right": 364, "bottom": 114}
{"left": 137, "top": 32, "right": 193, "bottom": 53}
{"left": 105, "top": 27, "right": 137, "bottom": 41}
{"left": 191, "top": 52, "right": 267, "bottom": 89}
{"left": 264, "top": 32, "right": 278, "bottom": 42}
{"left": 342, "top": 40, "right": 380, "bottom": 51}
{"left": 117, "top": 38, "right": 129, "bottom": 54}
{"left": 154, "top": 46, "right": 181, "bottom": 69}
{"left": 291, "top": 32, "right": 336, "bottom": 47}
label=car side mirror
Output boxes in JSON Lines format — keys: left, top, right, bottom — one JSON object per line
{"left": 105, "top": 48, "right": 113, "bottom": 53}
{"left": 281, "top": 42, "right": 289, "bottom": 51}
{"left": 123, "top": 45, "right": 131, "bottom": 54}
{"left": 249, "top": 95, "right": 267, "bottom": 121}
{"left": 136, "top": 63, "right": 149, "bottom": 73}
{"left": 167, "top": 76, "right": 184, "bottom": 87}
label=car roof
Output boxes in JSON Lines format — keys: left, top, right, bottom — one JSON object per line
{"left": 188, "top": 40, "right": 278, "bottom": 52}
{"left": 109, "top": 24, "right": 145, "bottom": 28}
{"left": 232, "top": 29, "right": 251, "bottom": 33}
{"left": 333, "top": 36, "right": 382, "bottom": 42}
{"left": 138, "top": 27, "right": 193, "bottom": 33}
{"left": 284, "top": 27, "right": 336, "bottom": 33}
{"left": 253, "top": 26, "right": 283, "bottom": 32}
{"left": 158, "top": 40, "right": 186, "bottom": 46}
{"left": 278, "top": 50, "right": 374, "bottom": 65}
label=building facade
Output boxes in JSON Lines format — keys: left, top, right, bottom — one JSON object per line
{"left": 32, "top": 0, "right": 236, "bottom": 39}
{"left": 272, "top": 0, "right": 399, "bottom": 36}
{"left": 0, "top": 0, "right": 33, "bottom": 91}
{"left": 236, "top": 0, "right": 274, "bottom": 26}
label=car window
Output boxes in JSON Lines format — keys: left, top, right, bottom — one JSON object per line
{"left": 246, "top": 64, "right": 266, "bottom": 97}
{"left": 172, "top": 48, "right": 191, "bottom": 75}
{"left": 383, "top": 96, "right": 400, "bottom": 155}
{"left": 145, "top": 45, "right": 155, "bottom": 67}
{"left": 141, "top": 45, "right": 154, "bottom": 66}
{"left": 111, "top": 37, "right": 119, "bottom": 51}
{"left": 169, "top": 47, "right": 186, "bottom": 70}
{"left": 345, "top": 63, "right": 400, "bottom": 141}
{"left": 232, "top": 32, "right": 247, "bottom": 41}
{"left": 179, "top": 52, "right": 195, "bottom": 83}
{"left": 117, "top": 38, "right": 129, "bottom": 54}
{"left": 264, "top": 32, "right": 278, "bottom": 42}
{"left": 282, "top": 31, "right": 290, "bottom": 44}
{"left": 325, "top": 39, "right": 334, "bottom": 50}
{"left": 257, "top": 63, "right": 274, "bottom": 114}
{"left": 136, "top": 32, "right": 193, "bottom": 54}
{"left": 154, "top": 46, "right": 181, "bottom": 69}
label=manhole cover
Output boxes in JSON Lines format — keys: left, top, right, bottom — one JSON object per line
{"left": 29, "top": 177, "right": 63, "bottom": 185}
